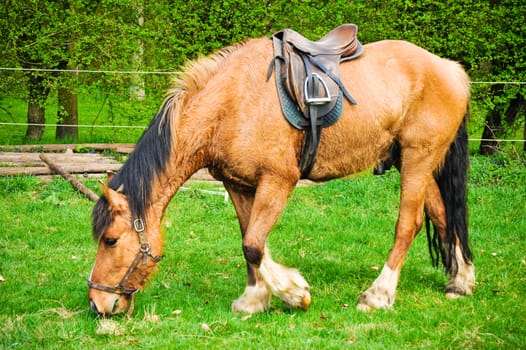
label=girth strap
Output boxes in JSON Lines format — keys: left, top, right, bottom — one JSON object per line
{"left": 301, "top": 54, "right": 322, "bottom": 177}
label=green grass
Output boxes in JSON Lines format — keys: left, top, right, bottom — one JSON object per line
{"left": 0, "top": 155, "right": 525, "bottom": 349}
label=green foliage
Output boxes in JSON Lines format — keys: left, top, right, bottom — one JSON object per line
{"left": 470, "top": 151, "right": 526, "bottom": 186}
{"left": 0, "top": 174, "right": 40, "bottom": 193}
{"left": 0, "top": 0, "right": 524, "bottom": 143}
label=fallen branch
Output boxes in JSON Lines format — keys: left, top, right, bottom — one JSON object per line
{"left": 39, "top": 153, "right": 100, "bottom": 202}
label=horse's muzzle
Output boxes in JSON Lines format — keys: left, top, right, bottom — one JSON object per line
{"left": 89, "top": 296, "right": 120, "bottom": 317}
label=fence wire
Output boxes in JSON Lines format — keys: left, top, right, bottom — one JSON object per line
{"left": 1, "top": 67, "right": 524, "bottom": 143}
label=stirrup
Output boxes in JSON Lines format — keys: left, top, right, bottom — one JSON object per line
{"left": 304, "top": 73, "right": 331, "bottom": 105}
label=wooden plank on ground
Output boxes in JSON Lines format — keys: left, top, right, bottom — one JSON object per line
{"left": 0, "top": 149, "right": 310, "bottom": 185}
{"left": 0, "top": 151, "right": 122, "bottom": 176}
{"left": 0, "top": 151, "right": 221, "bottom": 184}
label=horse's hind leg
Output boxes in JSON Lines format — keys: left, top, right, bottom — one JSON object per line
{"left": 424, "top": 180, "right": 475, "bottom": 298}
{"left": 358, "top": 147, "right": 434, "bottom": 311}
{"left": 444, "top": 245, "right": 475, "bottom": 298}
{"left": 224, "top": 183, "right": 272, "bottom": 313}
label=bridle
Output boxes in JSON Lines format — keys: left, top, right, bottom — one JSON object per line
{"left": 88, "top": 218, "right": 162, "bottom": 315}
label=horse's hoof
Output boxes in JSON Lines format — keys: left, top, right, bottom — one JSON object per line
{"left": 357, "top": 290, "right": 394, "bottom": 311}
{"left": 445, "top": 292, "right": 463, "bottom": 299}
{"left": 356, "top": 302, "right": 373, "bottom": 312}
{"left": 280, "top": 288, "right": 311, "bottom": 311}
{"left": 231, "top": 298, "right": 270, "bottom": 314}
{"left": 445, "top": 284, "right": 472, "bottom": 299}
{"left": 357, "top": 292, "right": 375, "bottom": 311}
{"left": 231, "top": 284, "right": 271, "bottom": 314}
{"left": 300, "top": 290, "right": 311, "bottom": 310}
{"left": 445, "top": 273, "right": 475, "bottom": 298}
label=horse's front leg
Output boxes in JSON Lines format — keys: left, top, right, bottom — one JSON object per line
{"left": 236, "top": 176, "right": 310, "bottom": 312}
{"left": 225, "top": 183, "right": 272, "bottom": 313}
{"left": 358, "top": 153, "right": 431, "bottom": 311}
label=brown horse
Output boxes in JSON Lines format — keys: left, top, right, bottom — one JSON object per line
{"left": 88, "top": 32, "right": 475, "bottom": 316}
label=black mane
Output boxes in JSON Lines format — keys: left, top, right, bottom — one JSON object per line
{"left": 92, "top": 97, "right": 175, "bottom": 240}
{"left": 91, "top": 43, "right": 246, "bottom": 241}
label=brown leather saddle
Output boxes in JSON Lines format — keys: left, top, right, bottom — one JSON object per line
{"left": 268, "top": 24, "right": 363, "bottom": 177}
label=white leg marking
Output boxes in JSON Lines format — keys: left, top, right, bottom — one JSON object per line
{"left": 446, "top": 245, "right": 476, "bottom": 298}
{"left": 258, "top": 246, "right": 311, "bottom": 310}
{"left": 231, "top": 280, "right": 271, "bottom": 313}
{"left": 357, "top": 264, "right": 400, "bottom": 311}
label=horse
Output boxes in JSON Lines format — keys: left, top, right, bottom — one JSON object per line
{"left": 88, "top": 30, "right": 475, "bottom": 317}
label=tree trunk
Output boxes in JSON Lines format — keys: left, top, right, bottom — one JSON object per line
{"left": 55, "top": 9, "right": 79, "bottom": 141}
{"left": 479, "top": 84, "right": 504, "bottom": 155}
{"left": 505, "top": 94, "right": 525, "bottom": 153}
{"left": 25, "top": 73, "right": 50, "bottom": 140}
{"left": 479, "top": 93, "right": 526, "bottom": 155}
{"left": 56, "top": 84, "right": 78, "bottom": 139}
{"left": 479, "top": 109, "right": 503, "bottom": 155}
{"left": 130, "top": 4, "right": 146, "bottom": 100}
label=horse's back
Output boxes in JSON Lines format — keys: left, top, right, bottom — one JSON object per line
{"left": 201, "top": 37, "right": 469, "bottom": 184}
{"left": 308, "top": 39, "right": 469, "bottom": 180}
{"left": 339, "top": 39, "right": 469, "bottom": 118}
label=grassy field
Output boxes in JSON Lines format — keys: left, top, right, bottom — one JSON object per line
{"left": 0, "top": 153, "right": 525, "bottom": 349}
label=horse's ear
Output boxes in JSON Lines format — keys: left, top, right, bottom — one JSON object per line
{"left": 106, "top": 170, "right": 116, "bottom": 183}
{"left": 99, "top": 181, "right": 128, "bottom": 213}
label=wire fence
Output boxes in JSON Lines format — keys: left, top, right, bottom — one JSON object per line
{"left": 0, "top": 67, "right": 177, "bottom": 75}
{"left": 2, "top": 66, "right": 526, "bottom": 85}
{"left": 1, "top": 126, "right": 523, "bottom": 143}
{"left": 1, "top": 67, "right": 524, "bottom": 143}
{"left": 0, "top": 122, "right": 146, "bottom": 129}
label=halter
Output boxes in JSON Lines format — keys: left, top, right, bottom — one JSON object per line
{"left": 88, "top": 218, "right": 162, "bottom": 315}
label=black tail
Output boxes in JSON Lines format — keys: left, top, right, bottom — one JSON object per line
{"left": 426, "top": 114, "right": 472, "bottom": 274}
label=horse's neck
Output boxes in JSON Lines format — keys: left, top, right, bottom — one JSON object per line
{"left": 143, "top": 44, "right": 250, "bottom": 220}
{"left": 149, "top": 139, "right": 210, "bottom": 219}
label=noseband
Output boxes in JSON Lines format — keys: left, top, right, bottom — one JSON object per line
{"left": 88, "top": 218, "right": 162, "bottom": 313}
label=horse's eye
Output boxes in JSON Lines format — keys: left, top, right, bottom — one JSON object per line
{"left": 103, "top": 237, "right": 118, "bottom": 247}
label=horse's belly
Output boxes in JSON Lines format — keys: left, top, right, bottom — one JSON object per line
{"left": 308, "top": 117, "right": 397, "bottom": 181}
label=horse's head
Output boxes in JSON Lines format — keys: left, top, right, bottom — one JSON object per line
{"left": 88, "top": 182, "right": 162, "bottom": 317}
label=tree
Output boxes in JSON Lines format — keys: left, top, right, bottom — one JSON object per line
{"left": 475, "top": 1, "right": 526, "bottom": 154}
{"left": 0, "top": 0, "right": 141, "bottom": 141}
{"left": 1, "top": 1, "right": 61, "bottom": 140}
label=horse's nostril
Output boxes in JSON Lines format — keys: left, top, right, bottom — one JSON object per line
{"left": 112, "top": 299, "right": 119, "bottom": 315}
{"left": 89, "top": 299, "right": 99, "bottom": 314}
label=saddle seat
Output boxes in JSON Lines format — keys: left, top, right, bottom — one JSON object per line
{"left": 283, "top": 23, "right": 360, "bottom": 58}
